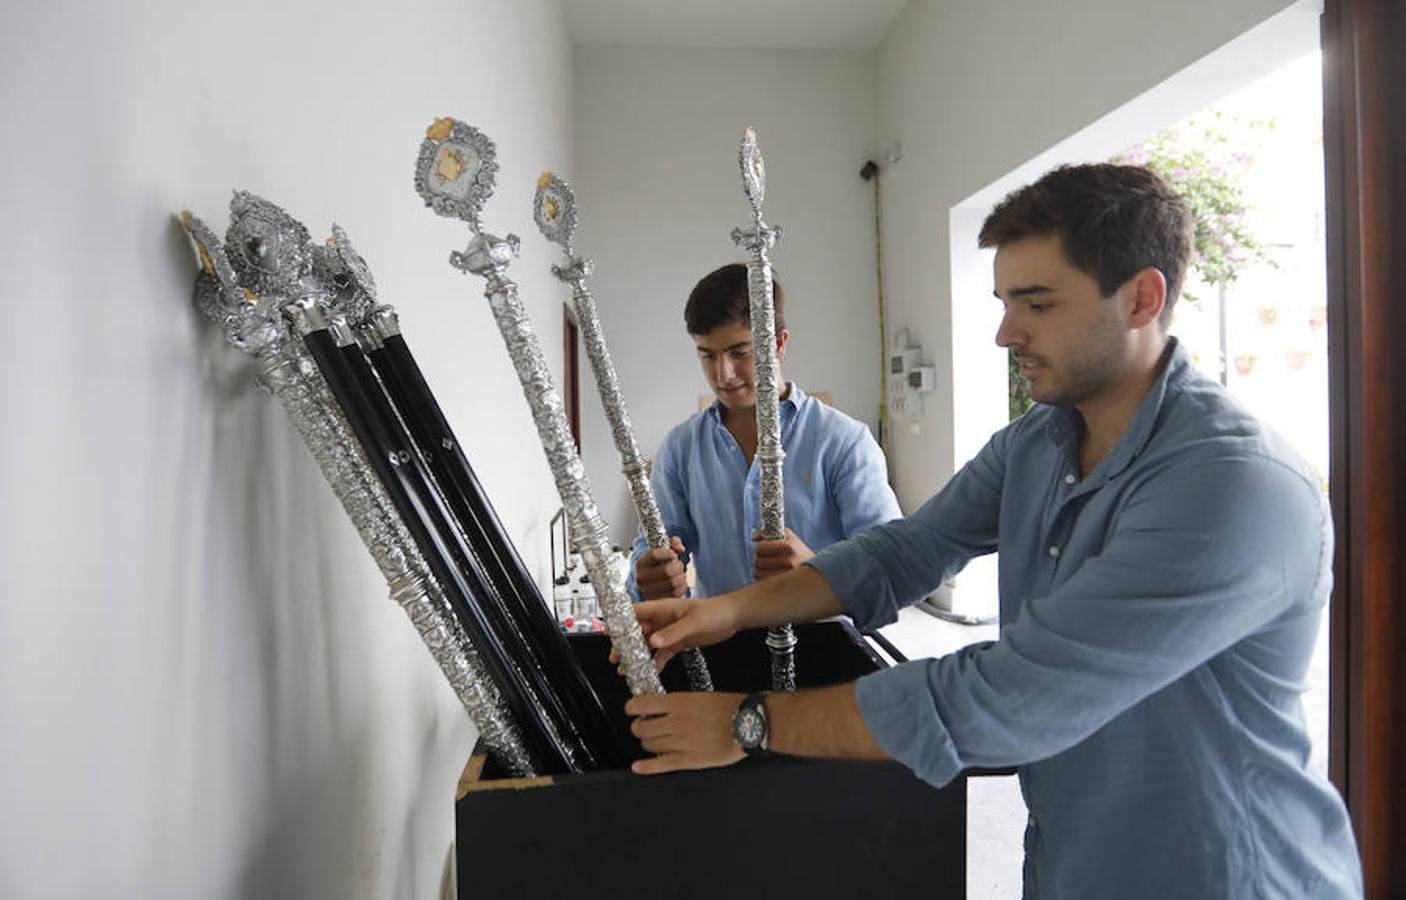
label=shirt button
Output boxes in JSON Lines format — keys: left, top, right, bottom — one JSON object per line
{"left": 1064, "top": 473, "right": 1076, "bottom": 485}
{"left": 1048, "top": 546, "right": 1060, "bottom": 558}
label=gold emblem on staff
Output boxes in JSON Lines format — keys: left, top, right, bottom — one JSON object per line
{"left": 435, "top": 147, "right": 466, "bottom": 184}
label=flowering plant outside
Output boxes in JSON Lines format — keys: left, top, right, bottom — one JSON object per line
{"left": 1114, "top": 111, "right": 1276, "bottom": 302}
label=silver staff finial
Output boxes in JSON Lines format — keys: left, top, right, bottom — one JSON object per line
{"left": 315, "top": 224, "right": 378, "bottom": 327}
{"left": 533, "top": 171, "right": 581, "bottom": 257}
{"left": 225, "top": 191, "right": 314, "bottom": 301}
{"left": 740, "top": 125, "right": 766, "bottom": 213}
{"left": 415, "top": 117, "right": 499, "bottom": 230}
{"left": 181, "top": 210, "right": 243, "bottom": 312}
{"left": 181, "top": 207, "right": 285, "bottom": 355}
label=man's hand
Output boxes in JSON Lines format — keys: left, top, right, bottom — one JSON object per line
{"left": 753, "top": 528, "right": 814, "bottom": 580}
{"left": 634, "top": 535, "right": 688, "bottom": 600}
{"left": 625, "top": 691, "right": 746, "bottom": 774}
{"left": 613, "top": 593, "right": 741, "bottom": 676}
{"left": 634, "top": 594, "right": 742, "bottom": 664}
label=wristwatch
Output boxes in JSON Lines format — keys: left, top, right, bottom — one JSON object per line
{"left": 732, "top": 692, "right": 771, "bottom": 757}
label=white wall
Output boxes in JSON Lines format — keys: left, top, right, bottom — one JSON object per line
{"left": 571, "top": 46, "right": 879, "bottom": 545}
{"left": 874, "top": 0, "right": 1308, "bottom": 511}
{"left": 0, "top": 1, "right": 574, "bottom": 896}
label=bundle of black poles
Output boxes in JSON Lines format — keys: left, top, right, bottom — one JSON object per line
{"left": 289, "top": 299, "right": 625, "bottom": 774}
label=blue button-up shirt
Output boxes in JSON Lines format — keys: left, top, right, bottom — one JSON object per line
{"left": 627, "top": 384, "right": 900, "bottom": 599}
{"left": 810, "top": 341, "right": 1361, "bottom": 898}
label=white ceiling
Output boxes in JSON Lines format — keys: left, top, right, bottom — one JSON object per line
{"left": 560, "top": 0, "right": 913, "bottom": 51}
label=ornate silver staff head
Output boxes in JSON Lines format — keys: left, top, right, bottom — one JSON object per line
{"left": 415, "top": 118, "right": 499, "bottom": 231}
{"left": 415, "top": 117, "right": 520, "bottom": 276}
{"left": 739, "top": 126, "right": 767, "bottom": 216}
{"left": 534, "top": 171, "right": 592, "bottom": 282}
{"left": 534, "top": 172, "right": 579, "bottom": 255}
{"left": 225, "top": 191, "right": 315, "bottom": 301}
{"left": 181, "top": 208, "right": 284, "bottom": 355}
{"left": 730, "top": 127, "right": 783, "bottom": 251}
{"left": 181, "top": 210, "right": 242, "bottom": 314}
{"left": 314, "top": 224, "right": 379, "bottom": 327}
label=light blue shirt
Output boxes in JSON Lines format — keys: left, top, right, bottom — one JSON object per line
{"left": 627, "top": 383, "right": 900, "bottom": 600}
{"left": 809, "top": 341, "right": 1361, "bottom": 899}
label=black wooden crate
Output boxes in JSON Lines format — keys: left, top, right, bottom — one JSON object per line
{"left": 455, "top": 621, "right": 966, "bottom": 899}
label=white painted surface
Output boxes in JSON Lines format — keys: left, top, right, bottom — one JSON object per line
{"left": 572, "top": 45, "right": 881, "bottom": 546}
{"left": 0, "top": 2, "right": 573, "bottom": 896}
{"left": 561, "top": 0, "right": 911, "bottom": 50}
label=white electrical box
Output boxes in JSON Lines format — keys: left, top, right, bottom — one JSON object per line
{"left": 888, "top": 330, "right": 928, "bottom": 419}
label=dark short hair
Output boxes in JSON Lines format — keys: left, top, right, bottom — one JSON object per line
{"left": 978, "top": 163, "right": 1193, "bottom": 324}
{"left": 684, "top": 263, "right": 786, "bottom": 335}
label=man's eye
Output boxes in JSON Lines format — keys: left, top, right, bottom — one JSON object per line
{"left": 1029, "top": 303, "right": 1051, "bottom": 312}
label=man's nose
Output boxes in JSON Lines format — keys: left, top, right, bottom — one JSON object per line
{"left": 995, "top": 310, "right": 1019, "bottom": 349}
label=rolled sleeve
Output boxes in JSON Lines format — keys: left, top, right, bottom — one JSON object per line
{"left": 806, "top": 542, "right": 898, "bottom": 630}
{"left": 855, "top": 664, "right": 966, "bottom": 788}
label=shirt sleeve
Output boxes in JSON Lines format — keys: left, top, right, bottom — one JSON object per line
{"left": 809, "top": 425, "right": 1008, "bottom": 630}
{"left": 850, "top": 452, "right": 1330, "bottom": 789}
{"left": 829, "top": 423, "right": 903, "bottom": 538}
{"left": 625, "top": 434, "right": 698, "bottom": 601}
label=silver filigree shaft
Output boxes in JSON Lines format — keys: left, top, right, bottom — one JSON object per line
{"left": 181, "top": 207, "right": 537, "bottom": 774}
{"left": 535, "top": 172, "right": 713, "bottom": 693}
{"left": 415, "top": 120, "right": 663, "bottom": 698}
{"left": 730, "top": 128, "right": 797, "bottom": 692}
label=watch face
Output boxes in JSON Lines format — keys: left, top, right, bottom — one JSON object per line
{"left": 735, "top": 707, "right": 765, "bottom": 748}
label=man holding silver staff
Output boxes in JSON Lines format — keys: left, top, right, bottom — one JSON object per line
{"left": 626, "top": 262, "right": 901, "bottom": 603}
{"left": 623, "top": 164, "right": 1362, "bottom": 898}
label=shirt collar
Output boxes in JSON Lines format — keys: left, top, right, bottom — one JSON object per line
{"left": 1045, "top": 338, "right": 1190, "bottom": 479}
{"left": 704, "top": 381, "right": 804, "bottom": 422}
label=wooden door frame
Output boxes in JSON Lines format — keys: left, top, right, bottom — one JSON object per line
{"left": 1321, "top": 0, "right": 1405, "bottom": 894}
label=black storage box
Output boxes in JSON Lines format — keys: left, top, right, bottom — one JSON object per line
{"left": 455, "top": 621, "right": 967, "bottom": 899}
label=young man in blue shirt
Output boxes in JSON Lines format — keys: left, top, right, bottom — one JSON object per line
{"left": 625, "top": 166, "right": 1362, "bottom": 897}
{"left": 627, "top": 263, "right": 900, "bottom": 601}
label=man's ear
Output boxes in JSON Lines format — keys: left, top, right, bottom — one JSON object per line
{"left": 775, "top": 328, "right": 791, "bottom": 360}
{"left": 1125, "top": 268, "right": 1167, "bottom": 329}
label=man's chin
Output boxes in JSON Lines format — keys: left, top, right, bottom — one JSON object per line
{"left": 716, "top": 390, "right": 755, "bottom": 410}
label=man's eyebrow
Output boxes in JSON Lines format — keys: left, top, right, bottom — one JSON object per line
{"left": 993, "top": 284, "right": 1056, "bottom": 300}
{"left": 697, "top": 341, "right": 753, "bottom": 353}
